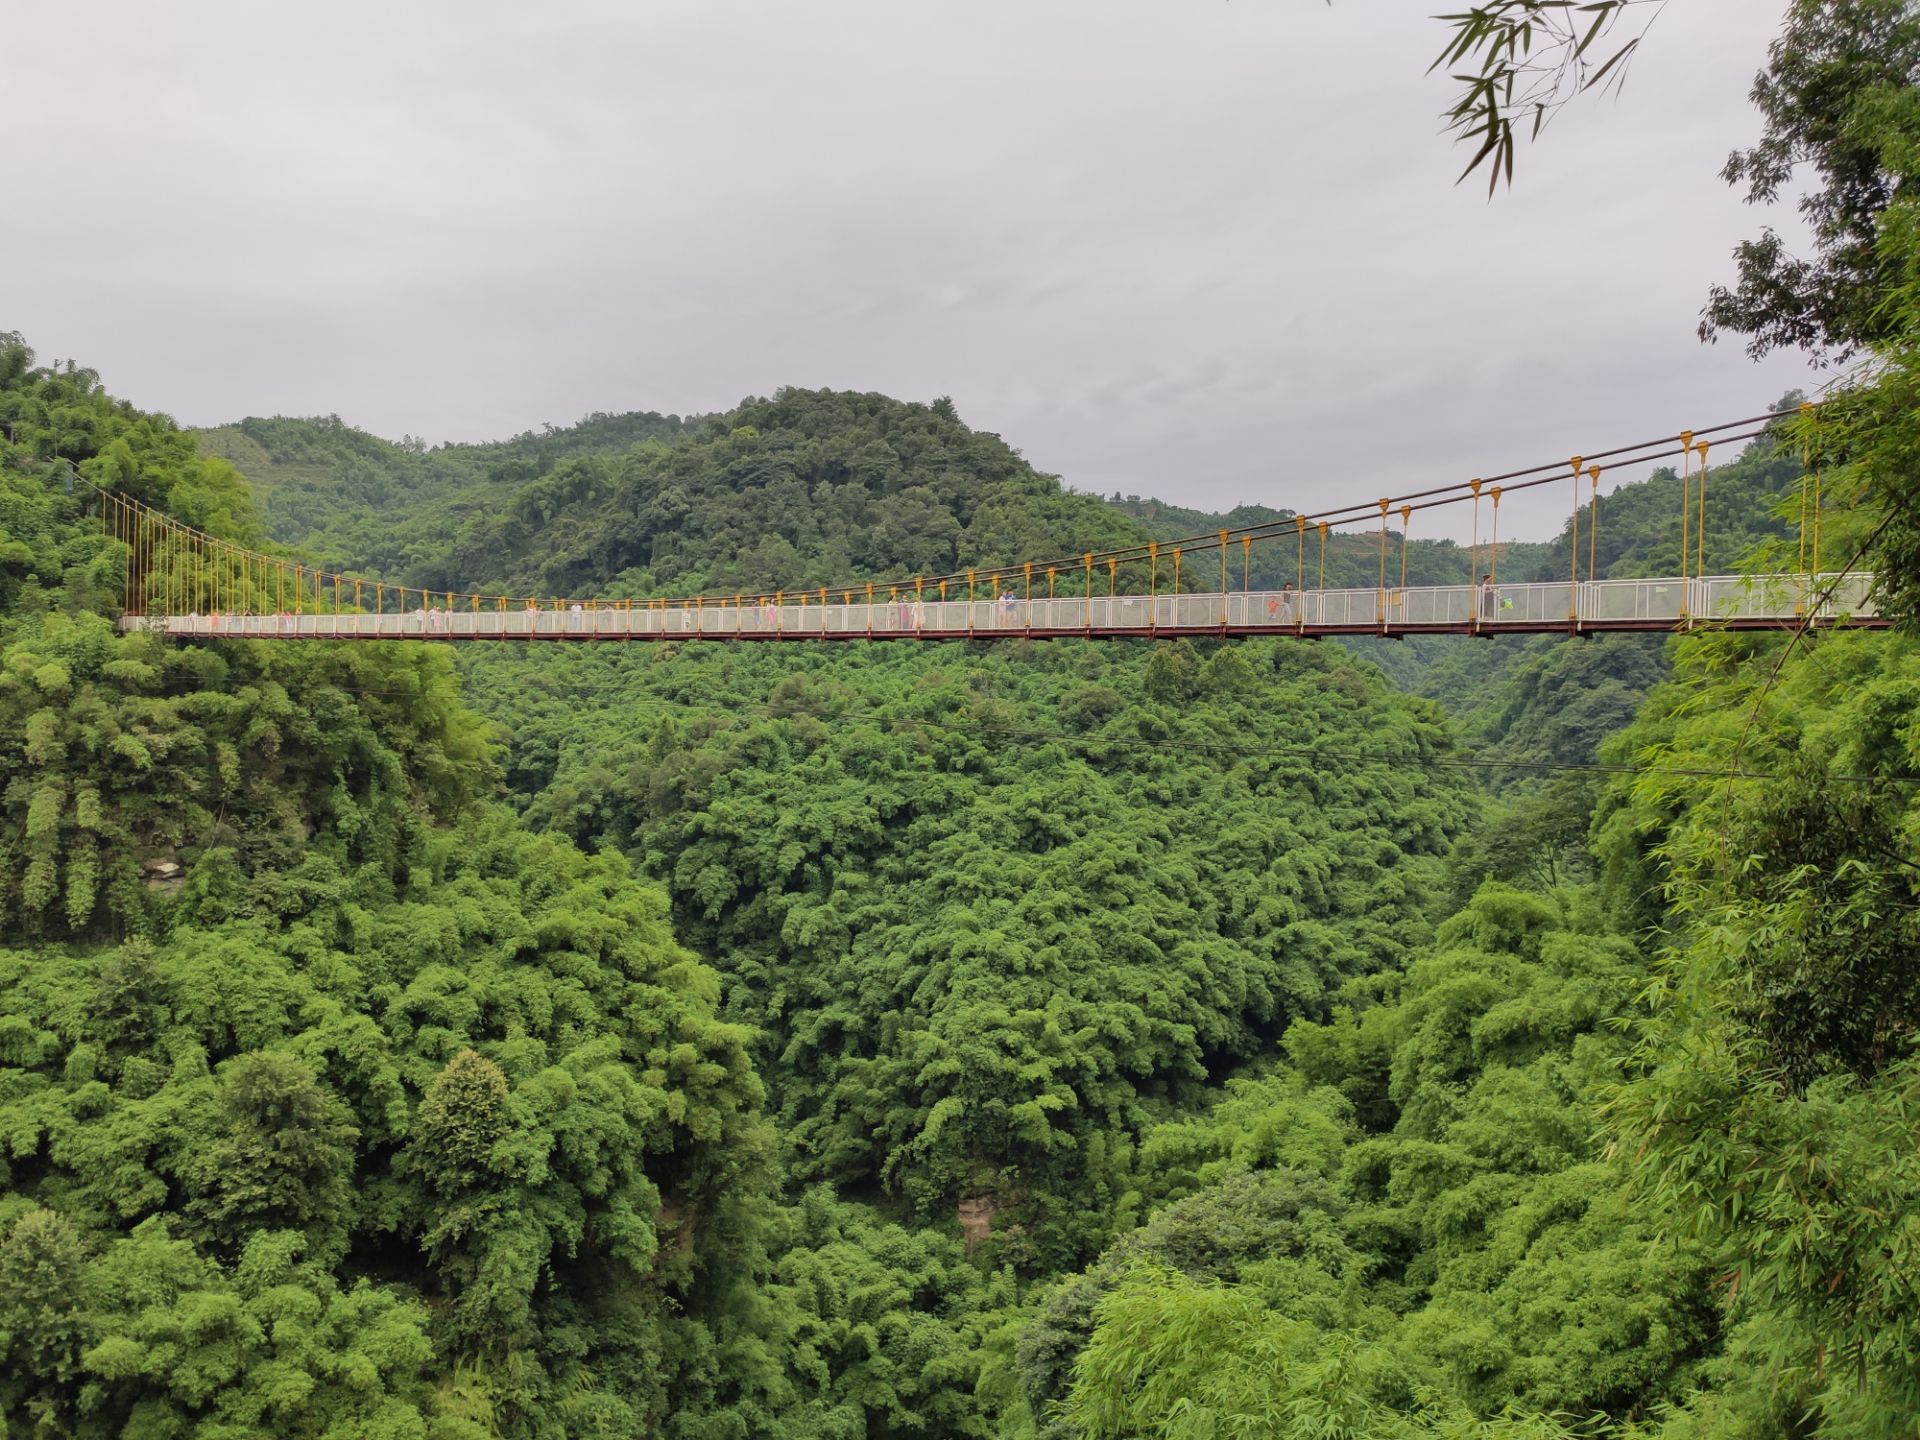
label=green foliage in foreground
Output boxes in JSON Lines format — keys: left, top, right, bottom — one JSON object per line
{"left": 14, "top": 96, "right": 1920, "bottom": 1428}
{"left": 1591, "top": 628, "right": 1920, "bottom": 1438}
{"left": 1011, "top": 883, "right": 1713, "bottom": 1438}
{"left": 454, "top": 632, "right": 1478, "bottom": 1258}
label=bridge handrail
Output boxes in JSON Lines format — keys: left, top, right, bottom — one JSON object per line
{"left": 124, "top": 573, "right": 1880, "bottom": 640}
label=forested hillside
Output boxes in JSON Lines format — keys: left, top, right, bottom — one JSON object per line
{"left": 15, "top": 287, "right": 1916, "bottom": 1434}
{"left": 17, "top": 0, "right": 1920, "bottom": 1433}
{"left": 196, "top": 410, "right": 694, "bottom": 589}
{"left": 0, "top": 340, "right": 805, "bottom": 1435}
{"left": 454, "top": 635, "right": 1475, "bottom": 1255}
{"left": 201, "top": 393, "right": 1145, "bottom": 603}
{"left": 202, "top": 388, "right": 1812, "bottom": 795}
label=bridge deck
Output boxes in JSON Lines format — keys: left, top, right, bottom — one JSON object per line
{"left": 121, "top": 574, "right": 1883, "bottom": 642}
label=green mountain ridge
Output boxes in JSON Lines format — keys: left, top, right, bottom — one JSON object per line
{"left": 10, "top": 319, "right": 1915, "bottom": 1435}
{"left": 198, "top": 388, "right": 1812, "bottom": 787}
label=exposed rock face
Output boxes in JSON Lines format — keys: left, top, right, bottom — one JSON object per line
{"left": 141, "top": 856, "right": 183, "bottom": 892}
{"left": 957, "top": 1193, "right": 996, "bottom": 1253}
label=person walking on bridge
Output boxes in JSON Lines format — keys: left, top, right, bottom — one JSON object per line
{"left": 1478, "top": 573, "right": 1497, "bottom": 624}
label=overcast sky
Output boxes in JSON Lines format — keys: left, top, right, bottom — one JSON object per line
{"left": 6, "top": 1, "right": 1816, "bottom": 541}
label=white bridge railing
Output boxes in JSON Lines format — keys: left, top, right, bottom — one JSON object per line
{"left": 126, "top": 573, "right": 1880, "bottom": 640}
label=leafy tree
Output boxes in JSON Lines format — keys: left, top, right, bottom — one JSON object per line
{"left": 1701, "top": 0, "right": 1920, "bottom": 360}
{"left": 0, "top": 336, "right": 784, "bottom": 1435}
{"left": 182, "top": 1050, "right": 359, "bottom": 1261}
{"left": 1597, "top": 628, "right": 1920, "bottom": 1435}
{"left": 1426, "top": 0, "right": 1654, "bottom": 194}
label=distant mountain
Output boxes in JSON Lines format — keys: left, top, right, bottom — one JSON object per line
{"left": 196, "top": 409, "right": 694, "bottom": 586}
{"left": 202, "top": 391, "right": 1147, "bottom": 599}
{"left": 203, "top": 390, "right": 1813, "bottom": 783}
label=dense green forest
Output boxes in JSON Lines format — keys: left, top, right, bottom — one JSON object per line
{"left": 196, "top": 374, "right": 1820, "bottom": 787}
{"left": 8, "top": 320, "right": 1916, "bottom": 1435}
{"left": 9, "top": 5, "right": 1920, "bottom": 1434}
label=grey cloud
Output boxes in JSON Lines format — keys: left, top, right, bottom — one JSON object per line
{"left": 2, "top": 0, "right": 1814, "bottom": 542}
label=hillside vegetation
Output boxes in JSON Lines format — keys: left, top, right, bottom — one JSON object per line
{"left": 12, "top": 18, "right": 1920, "bottom": 1418}
{"left": 202, "top": 386, "right": 1818, "bottom": 800}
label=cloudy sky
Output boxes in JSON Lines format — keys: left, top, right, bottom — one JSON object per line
{"left": 6, "top": 1, "right": 1816, "bottom": 540}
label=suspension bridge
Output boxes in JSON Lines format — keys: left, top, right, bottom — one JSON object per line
{"left": 95, "top": 406, "right": 1888, "bottom": 643}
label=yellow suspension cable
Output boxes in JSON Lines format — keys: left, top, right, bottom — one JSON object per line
{"left": 1569, "top": 455, "right": 1582, "bottom": 618}
{"left": 1218, "top": 530, "right": 1229, "bottom": 621}
{"left": 1489, "top": 487, "right": 1502, "bottom": 591}
{"left": 1399, "top": 504, "right": 1411, "bottom": 591}
{"left": 1317, "top": 522, "right": 1327, "bottom": 591}
{"left": 114, "top": 496, "right": 127, "bottom": 613}
{"left": 1376, "top": 498, "right": 1388, "bottom": 595}
{"left": 1586, "top": 464, "right": 1600, "bottom": 583}
{"left": 1469, "top": 480, "right": 1482, "bottom": 594}
{"left": 1695, "top": 439, "right": 1710, "bottom": 578}
{"left": 1679, "top": 429, "right": 1693, "bottom": 586}
{"left": 1376, "top": 499, "right": 1389, "bottom": 623}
